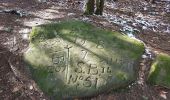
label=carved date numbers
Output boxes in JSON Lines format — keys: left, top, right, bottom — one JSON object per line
{"left": 67, "top": 74, "right": 99, "bottom": 88}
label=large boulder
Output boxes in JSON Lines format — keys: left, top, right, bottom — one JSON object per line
{"left": 148, "top": 53, "right": 170, "bottom": 88}
{"left": 24, "top": 20, "right": 144, "bottom": 99}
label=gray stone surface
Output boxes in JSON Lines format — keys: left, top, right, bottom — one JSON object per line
{"left": 24, "top": 20, "right": 144, "bottom": 99}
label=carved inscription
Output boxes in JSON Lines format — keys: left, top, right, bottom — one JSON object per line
{"left": 80, "top": 50, "right": 88, "bottom": 59}
{"left": 47, "top": 50, "right": 67, "bottom": 73}
{"left": 38, "top": 36, "right": 132, "bottom": 89}
{"left": 75, "top": 62, "right": 112, "bottom": 75}
{"left": 67, "top": 74, "right": 99, "bottom": 88}
{"left": 66, "top": 60, "right": 113, "bottom": 88}
{"left": 24, "top": 21, "right": 145, "bottom": 98}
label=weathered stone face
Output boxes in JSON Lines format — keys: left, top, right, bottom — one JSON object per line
{"left": 24, "top": 20, "right": 144, "bottom": 99}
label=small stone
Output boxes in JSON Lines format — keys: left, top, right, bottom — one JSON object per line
{"left": 68, "top": 13, "right": 75, "bottom": 16}
{"left": 38, "top": 0, "right": 46, "bottom": 3}
{"left": 153, "top": 37, "right": 159, "bottom": 40}
{"left": 142, "top": 55, "right": 147, "bottom": 59}
{"left": 140, "top": 62, "right": 145, "bottom": 66}
{"left": 12, "top": 46, "right": 19, "bottom": 52}
{"left": 137, "top": 80, "right": 144, "bottom": 85}
{"left": 82, "top": 17, "right": 90, "bottom": 21}
{"left": 142, "top": 95, "right": 148, "bottom": 100}
{"left": 141, "top": 66, "right": 146, "bottom": 71}
{"left": 19, "top": 28, "right": 31, "bottom": 34}
{"left": 145, "top": 48, "right": 151, "bottom": 55}
{"left": 22, "top": 34, "right": 29, "bottom": 40}
{"left": 142, "top": 26, "right": 147, "bottom": 30}
{"left": 128, "top": 85, "right": 131, "bottom": 88}
{"left": 0, "top": 90, "right": 3, "bottom": 93}
{"left": 12, "top": 87, "right": 19, "bottom": 92}
{"left": 16, "top": 61, "right": 19, "bottom": 65}
{"left": 29, "top": 85, "right": 33, "bottom": 90}
{"left": 4, "top": 27, "right": 13, "bottom": 32}
{"left": 132, "top": 23, "right": 137, "bottom": 27}
{"left": 143, "top": 7, "right": 147, "bottom": 11}
{"left": 0, "top": 26, "right": 5, "bottom": 31}
{"left": 160, "top": 91, "right": 167, "bottom": 99}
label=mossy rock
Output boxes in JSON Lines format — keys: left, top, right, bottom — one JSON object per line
{"left": 24, "top": 20, "right": 144, "bottom": 99}
{"left": 148, "top": 53, "right": 170, "bottom": 88}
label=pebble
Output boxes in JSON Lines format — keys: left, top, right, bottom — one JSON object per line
{"left": 0, "top": 90, "right": 3, "bottom": 93}
{"left": 12, "top": 87, "right": 19, "bottom": 92}
{"left": 160, "top": 91, "right": 167, "bottom": 99}
{"left": 11, "top": 46, "right": 19, "bottom": 52}
{"left": 142, "top": 66, "right": 146, "bottom": 71}
{"left": 137, "top": 80, "right": 144, "bottom": 85}
{"left": 29, "top": 85, "right": 33, "bottom": 90}
{"left": 38, "top": 0, "right": 47, "bottom": 3}
{"left": 145, "top": 48, "right": 151, "bottom": 55}
{"left": 142, "top": 26, "right": 147, "bottom": 30}
{"left": 22, "top": 34, "right": 29, "bottom": 40}
{"left": 142, "top": 55, "right": 147, "bottom": 59}
{"left": 19, "top": 28, "right": 31, "bottom": 34}
{"left": 140, "top": 62, "right": 145, "bottom": 66}
{"left": 143, "top": 7, "right": 148, "bottom": 11}
{"left": 4, "top": 27, "right": 13, "bottom": 33}
{"left": 68, "top": 13, "right": 75, "bottom": 16}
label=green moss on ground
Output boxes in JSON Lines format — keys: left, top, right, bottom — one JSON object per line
{"left": 148, "top": 53, "right": 170, "bottom": 88}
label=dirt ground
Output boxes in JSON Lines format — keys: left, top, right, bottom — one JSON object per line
{"left": 0, "top": 0, "right": 170, "bottom": 100}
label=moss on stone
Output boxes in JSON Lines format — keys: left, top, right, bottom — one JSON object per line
{"left": 24, "top": 20, "right": 145, "bottom": 99}
{"left": 148, "top": 53, "right": 170, "bottom": 88}
{"left": 29, "top": 20, "right": 144, "bottom": 58}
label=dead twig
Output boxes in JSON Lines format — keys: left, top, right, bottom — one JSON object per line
{"left": 8, "top": 56, "right": 23, "bottom": 83}
{"left": 0, "top": 9, "right": 27, "bottom": 17}
{"left": 0, "top": 51, "right": 8, "bottom": 54}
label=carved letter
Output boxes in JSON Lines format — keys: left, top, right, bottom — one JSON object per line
{"left": 88, "top": 64, "right": 98, "bottom": 75}
{"left": 96, "top": 40, "right": 104, "bottom": 49}
{"left": 75, "top": 62, "right": 84, "bottom": 73}
{"left": 107, "top": 67, "right": 112, "bottom": 73}
{"left": 81, "top": 50, "right": 88, "bottom": 59}
{"left": 94, "top": 77, "right": 98, "bottom": 88}
{"left": 52, "top": 55, "right": 65, "bottom": 64}
{"left": 83, "top": 76, "right": 92, "bottom": 87}
{"left": 54, "top": 65, "right": 61, "bottom": 72}
{"left": 67, "top": 74, "right": 78, "bottom": 84}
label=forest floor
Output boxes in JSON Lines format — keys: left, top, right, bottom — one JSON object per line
{"left": 0, "top": 0, "right": 170, "bottom": 99}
